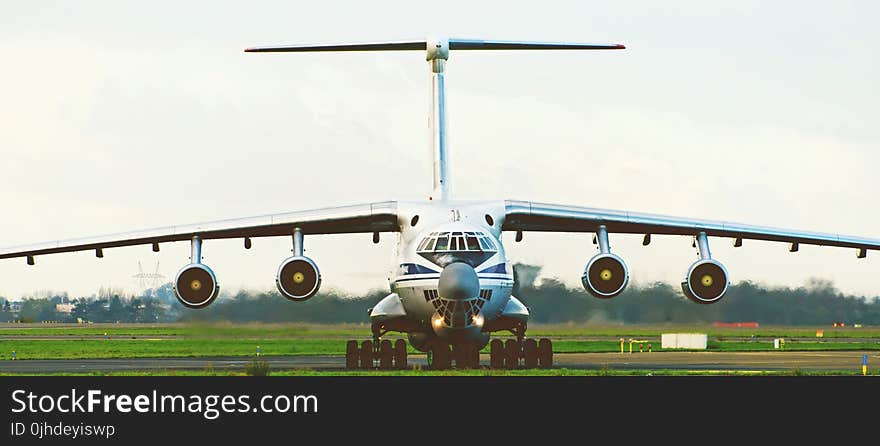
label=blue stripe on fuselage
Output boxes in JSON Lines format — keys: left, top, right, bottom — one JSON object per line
{"left": 399, "top": 263, "right": 439, "bottom": 275}
{"left": 478, "top": 263, "right": 507, "bottom": 274}
{"left": 393, "top": 274, "right": 513, "bottom": 284}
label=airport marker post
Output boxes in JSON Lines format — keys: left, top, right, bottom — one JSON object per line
{"left": 863, "top": 354, "right": 868, "bottom": 376}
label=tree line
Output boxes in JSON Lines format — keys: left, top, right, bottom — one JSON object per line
{"left": 1, "top": 264, "right": 878, "bottom": 325}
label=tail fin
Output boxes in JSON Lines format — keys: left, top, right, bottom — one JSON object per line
{"left": 245, "top": 38, "right": 625, "bottom": 201}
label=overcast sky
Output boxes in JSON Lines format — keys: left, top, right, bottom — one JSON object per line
{"left": 1, "top": 1, "right": 878, "bottom": 300}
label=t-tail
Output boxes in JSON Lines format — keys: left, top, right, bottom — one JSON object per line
{"left": 245, "top": 38, "right": 626, "bottom": 202}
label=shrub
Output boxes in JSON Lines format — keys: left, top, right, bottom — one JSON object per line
{"left": 245, "top": 359, "right": 270, "bottom": 376}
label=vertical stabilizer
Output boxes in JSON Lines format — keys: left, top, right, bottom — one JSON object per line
{"left": 245, "top": 38, "right": 625, "bottom": 202}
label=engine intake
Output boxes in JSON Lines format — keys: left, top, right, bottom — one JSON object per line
{"left": 174, "top": 263, "right": 219, "bottom": 308}
{"left": 681, "top": 259, "right": 729, "bottom": 304}
{"left": 582, "top": 253, "right": 629, "bottom": 298}
{"left": 276, "top": 256, "right": 321, "bottom": 301}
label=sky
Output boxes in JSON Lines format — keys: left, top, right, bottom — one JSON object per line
{"left": 1, "top": 1, "right": 878, "bottom": 300}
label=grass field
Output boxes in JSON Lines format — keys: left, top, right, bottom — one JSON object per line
{"left": 2, "top": 322, "right": 878, "bottom": 339}
{"left": 1, "top": 322, "right": 878, "bottom": 360}
{"left": 1, "top": 368, "right": 868, "bottom": 377}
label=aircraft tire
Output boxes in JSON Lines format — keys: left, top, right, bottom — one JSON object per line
{"left": 393, "top": 339, "right": 407, "bottom": 369}
{"left": 431, "top": 344, "right": 451, "bottom": 370}
{"left": 504, "top": 339, "right": 520, "bottom": 369}
{"left": 523, "top": 338, "right": 538, "bottom": 369}
{"left": 360, "top": 340, "right": 374, "bottom": 370}
{"left": 489, "top": 339, "right": 504, "bottom": 369}
{"left": 379, "top": 340, "right": 393, "bottom": 369}
{"left": 538, "top": 338, "right": 553, "bottom": 368}
{"left": 468, "top": 344, "right": 481, "bottom": 368}
{"left": 345, "top": 340, "right": 359, "bottom": 369}
{"left": 452, "top": 344, "right": 464, "bottom": 369}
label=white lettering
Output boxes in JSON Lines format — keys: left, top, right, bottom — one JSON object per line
{"left": 134, "top": 395, "right": 150, "bottom": 412}
{"left": 11, "top": 390, "right": 26, "bottom": 413}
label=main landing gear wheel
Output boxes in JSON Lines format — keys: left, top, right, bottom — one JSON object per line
{"left": 489, "top": 339, "right": 504, "bottom": 369}
{"left": 393, "top": 339, "right": 407, "bottom": 369}
{"left": 504, "top": 339, "right": 520, "bottom": 370}
{"left": 451, "top": 344, "right": 481, "bottom": 369}
{"left": 452, "top": 344, "right": 466, "bottom": 369}
{"left": 523, "top": 338, "right": 538, "bottom": 369}
{"left": 359, "top": 340, "right": 374, "bottom": 370}
{"left": 430, "top": 344, "right": 452, "bottom": 370}
{"left": 345, "top": 340, "right": 359, "bottom": 369}
{"left": 468, "top": 344, "right": 481, "bottom": 369}
{"left": 538, "top": 338, "right": 553, "bottom": 368}
{"left": 379, "top": 340, "right": 393, "bottom": 370}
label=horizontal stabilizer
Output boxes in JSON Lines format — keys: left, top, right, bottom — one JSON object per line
{"left": 449, "top": 39, "right": 624, "bottom": 50}
{"left": 245, "top": 38, "right": 625, "bottom": 53}
{"left": 245, "top": 40, "right": 426, "bottom": 53}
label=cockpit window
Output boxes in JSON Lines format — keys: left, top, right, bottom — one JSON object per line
{"left": 417, "top": 231, "right": 497, "bottom": 253}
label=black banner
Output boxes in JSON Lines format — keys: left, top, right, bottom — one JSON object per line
{"left": 1, "top": 376, "right": 875, "bottom": 443}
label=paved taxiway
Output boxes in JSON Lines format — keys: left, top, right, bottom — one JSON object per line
{"left": 1, "top": 351, "right": 876, "bottom": 373}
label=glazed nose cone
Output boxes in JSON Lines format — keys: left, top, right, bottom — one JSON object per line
{"left": 438, "top": 262, "right": 479, "bottom": 300}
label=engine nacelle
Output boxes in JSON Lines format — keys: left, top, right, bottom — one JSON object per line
{"left": 681, "top": 259, "right": 730, "bottom": 304}
{"left": 276, "top": 256, "right": 321, "bottom": 301}
{"left": 582, "top": 253, "right": 630, "bottom": 298}
{"left": 174, "top": 263, "right": 220, "bottom": 309}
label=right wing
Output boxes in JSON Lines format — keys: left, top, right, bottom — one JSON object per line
{"left": 0, "top": 201, "right": 399, "bottom": 261}
{"left": 503, "top": 200, "right": 880, "bottom": 254}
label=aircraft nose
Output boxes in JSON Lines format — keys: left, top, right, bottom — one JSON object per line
{"left": 438, "top": 262, "right": 479, "bottom": 300}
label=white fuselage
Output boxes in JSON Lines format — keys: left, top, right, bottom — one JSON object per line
{"left": 381, "top": 200, "right": 517, "bottom": 343}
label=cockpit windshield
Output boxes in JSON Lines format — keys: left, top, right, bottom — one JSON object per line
{"left": 417, "top": 231, "right": 497, "bottom": 253}
{"left": 415, "top": 231, "right": 498, "bottom": 268}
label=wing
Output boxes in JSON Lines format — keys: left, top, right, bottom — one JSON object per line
{"left": 0, "top": 201, "right": 399, "bottom": 260}
{"left": 503, "top": 200, "right": 880, "bottom": 254}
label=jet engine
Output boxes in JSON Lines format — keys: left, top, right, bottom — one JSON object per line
{"left": 681, "top": 259, "right": 729, "bottom": 304}
{"left": 276, "top": 256, "right": 322, "bottom": 301}
{"left": 582, "top": 253, "right": 630, "bottom": 298}
{"left": 174, "top": 263, "right": 220, "bottom": 308}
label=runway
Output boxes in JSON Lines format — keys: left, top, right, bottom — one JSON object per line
{"left": 1, "top": 351, "right": 876, "bottom": 373}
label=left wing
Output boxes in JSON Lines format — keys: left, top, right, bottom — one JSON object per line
{"left": 503, "top": 200, "right": 880, "bottom": 255}
{"left": 0, "top": 201, "right": 399, "bottom": 261}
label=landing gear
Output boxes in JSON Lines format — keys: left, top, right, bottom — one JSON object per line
{"left": 488, "top": 337, "right": 554, "bottom": 369}
{"left": 504, "top": 339, "right": 519, "bottom": 369}
{"left": 379, "top": 340, "right": 393, "bottom": 369}
{"left": 451, "top": 343, "right": 481, "bottom": 369}
{"left": 430, "top": 343, "right": 452, "bottom": 370}
{"left": 346, "top": 338, "right": 409, "bottom": 370}
{"left": 523, "top": 338, "right": 538, "bottom": 369}
{"left": 346, "top": 334, "right": 548, "bottom": 371}
{"left": 359, "top": 340, "right": 373, "bottom": 370}
{"left": 345, "top": 340, "right": 359, "bottom": 369}
{"left": 393, "top": 339, "right": 407, "bottom": 369}
{"left": 468, "top": 344, "right": 480, "bottom": 369}
{"left": 489, "top": 339, "right": 504, "bottom": 369}
{"left": 538, "top": 338, "right": 553, "bottom": 368}
{"left": 453, "top": 344, "right": 468, "bottom": 369}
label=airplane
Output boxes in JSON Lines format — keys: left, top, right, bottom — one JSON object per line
{"left": 3, "top": 38, "right": 879, "bottom": 370}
